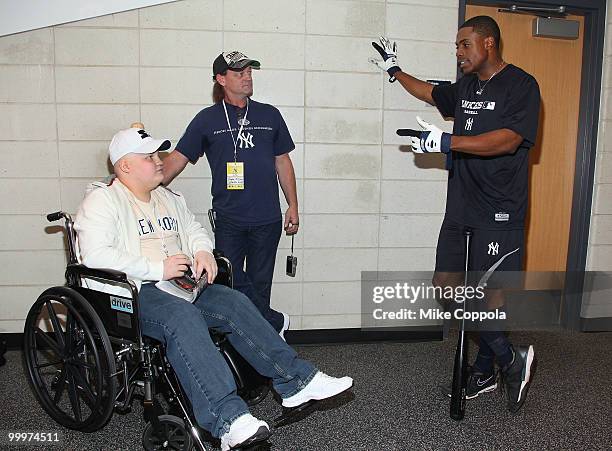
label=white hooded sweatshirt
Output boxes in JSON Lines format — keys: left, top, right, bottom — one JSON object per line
{"left": 74, "top": 178, "right": 213, "bottom": 297}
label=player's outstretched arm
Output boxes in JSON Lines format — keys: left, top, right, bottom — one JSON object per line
{"left": 450, "top": 129, "right": 524, "bottom": 156}
{"left": 395, "top": 72, "right": 435, "bottom": 106}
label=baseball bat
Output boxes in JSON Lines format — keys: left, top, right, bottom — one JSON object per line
{"left": 450, "top": 228, "right": 472, "bottom": 421}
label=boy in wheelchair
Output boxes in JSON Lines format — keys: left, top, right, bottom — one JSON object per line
{"left": 74, "top": 126, "right": 353, "bottom": 450}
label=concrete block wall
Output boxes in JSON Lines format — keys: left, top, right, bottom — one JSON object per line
{"left": 21, "top": 0, "right": 608, "bottom": 333}
{"left": 583, "top": 5, "right": 612, "bottom": 320}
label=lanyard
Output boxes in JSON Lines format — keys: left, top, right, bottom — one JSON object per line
{"left": 222, "top": 98, "right": 249, "bottom": 163}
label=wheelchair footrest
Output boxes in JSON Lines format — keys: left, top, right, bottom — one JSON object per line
{"left": 114, "top": 404, "right": 132, "bottom": 415}
{"left": 272, "top": 400, "right": 317, "bottom": 428}
{"left": 231, "top": 427, "right": 272, "bottom": 450}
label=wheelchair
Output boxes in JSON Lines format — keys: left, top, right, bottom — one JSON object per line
{"left": 22, "top": 211, "right": 293, "bottom": 450}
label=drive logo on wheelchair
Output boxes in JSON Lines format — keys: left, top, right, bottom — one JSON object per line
{"left": 110, "top": 296, "right": 134, "bottom": 314}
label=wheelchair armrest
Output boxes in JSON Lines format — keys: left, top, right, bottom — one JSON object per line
{"left": 212, "top": 249, "right": 230, "bottom": 272}
{"left": 67, "top": 264, "right": 130, "bottom": 284}
{"left": 213, "top": 250, "right": 233, "bottom": 288}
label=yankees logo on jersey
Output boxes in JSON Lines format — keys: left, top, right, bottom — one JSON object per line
{"left": 487, "top": 242, "right": 499, "bottom": 256}
{"left": 238, "top": 131, "right": 255, "bottom": 148}
{"left": 465, "top": 117, "right": 474, "bottom": 131}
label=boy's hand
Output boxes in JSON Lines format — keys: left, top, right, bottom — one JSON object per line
{"left": 162, "top": 254, "right": 191, "bottom": 280}
{"left": 193, "top": 250, "right": 217, "bottom": 284}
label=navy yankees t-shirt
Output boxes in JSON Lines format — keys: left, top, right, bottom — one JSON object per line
{"left": 432, "top": 64, "right": 540, "bottom": 229}
{"left": 176, "top": 99, "right": 295, "bottom": 226}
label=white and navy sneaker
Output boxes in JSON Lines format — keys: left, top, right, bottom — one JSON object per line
{"left": 502, "top": 345, "right": 535, "bottom": 413}
{"left": 282, "top": 371, "right": 353, "bottom": 408}
{"left": 220, "top": 413, "right": 270, "bottom": 451}
{"left": 279, "top": 312, "right": 290, "bottom": 341}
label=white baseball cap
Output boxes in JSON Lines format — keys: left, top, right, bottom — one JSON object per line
{"left": 109, "top": 127, "right": 171, "bottom": 165}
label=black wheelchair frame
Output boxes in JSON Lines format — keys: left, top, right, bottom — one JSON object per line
{"left": 22, "top": 211, "right": 272, "bottom": 450}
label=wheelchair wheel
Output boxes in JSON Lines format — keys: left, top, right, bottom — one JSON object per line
{"left": 142, "top": 415, "right": 193, "bottom": 451}
{"left": 23, "top": 286, "right": 117, "bottom": 432}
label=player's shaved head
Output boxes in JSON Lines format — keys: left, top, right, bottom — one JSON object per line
{"left": 460, "top": 15, "right": 501, "bottom": 49}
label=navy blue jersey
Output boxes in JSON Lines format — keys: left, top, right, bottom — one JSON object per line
{"left": 432, "top": 64, "right": 540, "bottom": 230}
{"left": 176, "top": 99, "right": 295, "bottom": 225}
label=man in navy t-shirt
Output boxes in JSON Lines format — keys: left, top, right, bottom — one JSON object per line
{"left": 162, "top": 51, "right": 298, "bottom": 336}
{"left": 370, "top": 16, "right": 540, "bottom": 414}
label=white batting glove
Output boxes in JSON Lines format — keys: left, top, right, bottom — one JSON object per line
{"left": 409, "top": 116, "right": 452, "bottom": 154}
{"left": 369, "top": 36, "right": 401, "bottom": 82}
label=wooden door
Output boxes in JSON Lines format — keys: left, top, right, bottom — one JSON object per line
{"left": 466, "top": 5, "right": 584, "bottom": 272}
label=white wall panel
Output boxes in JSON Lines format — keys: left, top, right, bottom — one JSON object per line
{"left": 9, "top": 0, "right": 604, "bottom": 330}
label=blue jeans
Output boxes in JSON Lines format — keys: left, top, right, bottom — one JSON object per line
{"left": 214, "top": 216, "right": 284, "bottom": 331}
{"left": 138, "top": 283, "right": 316, "bottom": 438}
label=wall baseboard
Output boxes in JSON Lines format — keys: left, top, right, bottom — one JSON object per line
{"left": 1, "top": 333, "right": 22, "bottom": 350}
{"left": 285, "top": 327, "right": 442, "bottom": 346}
{"left": 581, "top": 317, "right": 612, "bottom": 332}
{"left": 1, "top": 328, "right": 442, "bottom": 350}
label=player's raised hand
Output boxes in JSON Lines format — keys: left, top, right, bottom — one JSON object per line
{"left": 369, "top": 36, "right": 401, "bottom": 82}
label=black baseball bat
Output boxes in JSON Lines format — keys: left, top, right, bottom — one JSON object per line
{"left": 396, "top": 128, "right": 421, "bottom": 137}
{"left": 450, "top": 229, "right": 472, "bottom": 421}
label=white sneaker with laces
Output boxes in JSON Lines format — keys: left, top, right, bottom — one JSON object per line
{"left": 220, "top": 413, "right": 270, "bottom": 451}
{"left": 281, "top": 371, "right": 353, "bottom": 408}
{"left": 279, "top": 312, "right": 290, "bottom": 341}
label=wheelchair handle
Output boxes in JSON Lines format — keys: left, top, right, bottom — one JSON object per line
{"left": 47, "top": 211, "right": 78, "bottom": 265}
{"left": 47, "top": 211, "right": 65, "bottom": 222}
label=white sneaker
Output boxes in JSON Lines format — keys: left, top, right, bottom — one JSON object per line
{"left": 281, "top": 371, "right": 353, "bottom": 408}
{"left": 220, "top": 413, "right": 270, "bottom": 451}
{"left": 279, "top": 312, "right": 290, "bottom": 341}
